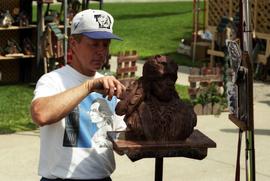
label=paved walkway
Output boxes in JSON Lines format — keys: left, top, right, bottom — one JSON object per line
{"left": 1, "top": 59, "right": 270, "bottom": 181}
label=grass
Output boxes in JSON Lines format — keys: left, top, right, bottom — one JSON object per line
{"left": 32, "top": 2, "right": 199, "bottom": 67}
{"left": 109, "top": 2, "right": 199, "bottom": 67}
{"left": 106, "top": 3, "right": 193, "bottom": 59}
{"left": 175, "top": 84, "right": 190, "bottom": 104}
{"left": 0, "top": 85, "right": 37, "bottom": 134}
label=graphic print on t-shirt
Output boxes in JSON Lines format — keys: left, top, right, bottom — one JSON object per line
{"left": 63, "top": 93, "right": 115, "bottom": 148}
{"left": 89, "top": 98, "right": 114, "bottom": 148}
{"left": 63, "top": 106, "right": 80, "bottom": 147}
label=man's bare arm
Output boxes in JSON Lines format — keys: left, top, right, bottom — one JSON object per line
{"left": 31, "top": 76, "right": 125, "bottom": 126}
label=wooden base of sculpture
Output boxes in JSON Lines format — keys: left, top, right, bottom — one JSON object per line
{"left": 108, "top": 129, "right": 216, "bottom": 161}
{"left": 107, "top": 130, "right": 216, "bottom": 181}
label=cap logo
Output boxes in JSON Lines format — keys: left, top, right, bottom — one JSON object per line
{"left": 73, "top": 22, "right": 80, "bottom": 31}
{"left": 94, "top": 14, "right": 111, "bottom": 29}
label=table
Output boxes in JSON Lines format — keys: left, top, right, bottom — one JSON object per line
{"left": 107, "top": 129, "right": 216, "bottom": 181}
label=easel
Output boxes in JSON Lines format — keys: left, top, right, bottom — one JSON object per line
{"left": 108, "top": 130, "right": 216, "bottom": 181}
{"left": 226, "top": 1, "right": 256, "bottom": 180}
{"left": 228, "top": 52, "right": 256, "bottom": 181}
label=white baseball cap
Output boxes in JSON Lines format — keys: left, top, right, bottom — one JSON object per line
{"left": 71, "top": 9, "right": 122, "bottom": 41}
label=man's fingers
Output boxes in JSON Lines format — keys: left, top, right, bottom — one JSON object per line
{"left": 112, "top": 78, "right": 126, "bottom": 98}
{"left": 115, "top": 83, "right": 122, "bottom": 98}
{"left": 102, "top": 78, "right": 110, "bottom": 92}
{"left": 90, "top": 76, "right": 126, "bottom": 100}
{"left": 106, "top": 77, "right": 115, "bottom": 98}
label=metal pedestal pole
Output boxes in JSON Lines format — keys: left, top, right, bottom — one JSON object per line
{"left": 155, "top": 158, "right": 163, "bottom": 181}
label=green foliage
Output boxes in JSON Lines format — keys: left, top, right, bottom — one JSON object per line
{"left": 192, "top": 83, "right": 226, "bottom": 107}
{"left": 0, "top": 85, "right": 37, "bottom": 134}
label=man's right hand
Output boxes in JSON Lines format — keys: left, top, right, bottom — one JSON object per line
{"left": 85, "top": 76, "right": 126, "bottom": 100}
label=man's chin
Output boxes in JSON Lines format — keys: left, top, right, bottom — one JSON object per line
{"left": 89, "top": 65, "right": 102, "bottom": 71}
{"left": 95, "top": 66, "right": 103, "bottom": 71}
{"left": 92, "top": 62, "right": 103, "bottom": 69}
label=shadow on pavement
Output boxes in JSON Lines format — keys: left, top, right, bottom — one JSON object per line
{"left": 259, "top": 100, "right": 270, "bottom": 106}
{"left": 220, "top": 128, "right": 270, "bottom": 136}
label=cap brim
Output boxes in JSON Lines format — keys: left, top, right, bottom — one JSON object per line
{"left": 82, "top": 32, "right": 123, "bottom": 41}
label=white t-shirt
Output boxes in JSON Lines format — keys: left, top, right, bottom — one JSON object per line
{"left": 33, "top": 65, "right": 126, "bottom": 179}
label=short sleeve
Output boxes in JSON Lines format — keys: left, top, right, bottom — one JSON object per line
{"left": 32, "top": 74, "right": 60, "bottom": 101}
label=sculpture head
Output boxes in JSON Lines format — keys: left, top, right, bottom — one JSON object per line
{"left": 142, "top": 55, "right": 178, "bottom": 101}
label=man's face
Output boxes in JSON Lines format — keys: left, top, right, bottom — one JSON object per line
{"left": 152, "top": 76, "right": 175, "bottom": 102}
{"left": 71, "top": 35, "right": 110, "bottom": 76}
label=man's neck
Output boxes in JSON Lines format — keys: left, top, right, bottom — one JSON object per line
{"left": 69, "top": 63, "right": 96, "bottom": 77}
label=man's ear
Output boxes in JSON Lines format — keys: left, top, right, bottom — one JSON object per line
{"left": 69, "top": 36, "right": 77, "bottom": 50}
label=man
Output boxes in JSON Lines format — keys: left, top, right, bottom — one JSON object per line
{"left": 31, "top": 9, "right": 126, "bottom": 181}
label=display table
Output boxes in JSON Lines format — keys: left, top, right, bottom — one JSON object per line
{"left": 107, "top": 129, "right": 216, "bottom": 181}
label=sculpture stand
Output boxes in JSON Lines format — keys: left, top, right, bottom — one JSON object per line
{"left": 107, "top": 129, "right": 216, "bottom": 181}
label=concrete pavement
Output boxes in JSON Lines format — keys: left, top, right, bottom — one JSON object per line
{"left": 0, "top": 59, "right": 270, "bottom": 181}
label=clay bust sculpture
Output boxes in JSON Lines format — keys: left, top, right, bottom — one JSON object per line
{"left": 116, "top": 55, "right": 197, "bottom": 142}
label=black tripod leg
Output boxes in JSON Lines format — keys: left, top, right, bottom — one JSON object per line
{"left": 235, "top": 129, "right": 242, "bottom": 181}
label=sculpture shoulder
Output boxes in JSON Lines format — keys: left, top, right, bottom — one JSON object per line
{"left": 115, "top": 79, "right": 145, "bottom": 116}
